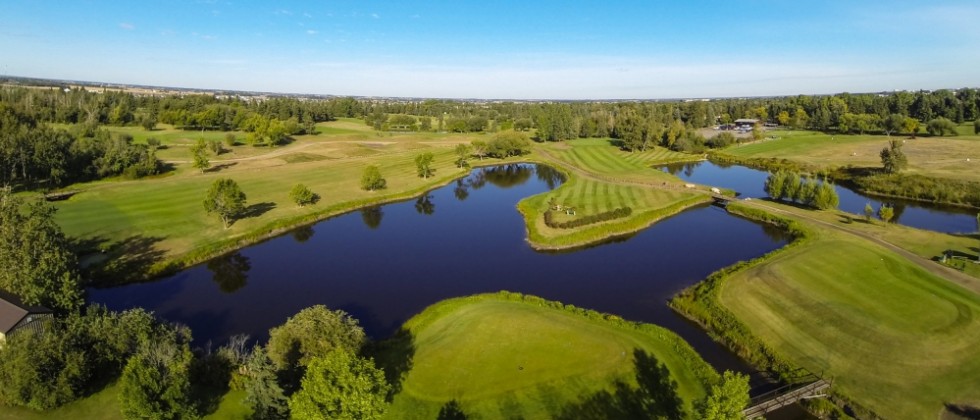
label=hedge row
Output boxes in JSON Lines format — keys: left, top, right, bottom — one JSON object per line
{"left": 543, "top": 207, "right": 633, "bottom": 229}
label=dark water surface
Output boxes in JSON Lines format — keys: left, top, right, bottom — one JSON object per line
{"left": 90, "top": 164, "right": 787, "bottom": 374}
{"left": 661, "top": 160, "right": 978, "bottom": 234}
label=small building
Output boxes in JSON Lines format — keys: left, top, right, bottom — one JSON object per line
{"left": 734, "top": 118, "right": 759, "bottom": 129}
{"left": 0, "top": 290, "right": 53, "bottom": 343}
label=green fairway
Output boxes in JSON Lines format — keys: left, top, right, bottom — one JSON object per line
{"left": 382, "top": 292, "right": 715, "bottom": 419}
{"left": 718, "top": 226, "right": 980, "bottom": 418}
{"left": 520, "top": 139, "right": 709, "bottom": 249}
{"left": 720, "top": 130, "right": 980, "bottom": 182}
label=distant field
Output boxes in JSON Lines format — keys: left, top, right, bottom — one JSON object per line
{"left": 383, "top": 293, "right": 714, "bottom": 419}
{"left": 721, "top": 130, "right": 980, "bottom": 182}
{"left": 719, "top": 226, "right": 980, "bottom": 418}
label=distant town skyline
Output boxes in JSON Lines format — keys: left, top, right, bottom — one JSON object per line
{"left": 2, "top": 1, "right": 978, "bottom": 100}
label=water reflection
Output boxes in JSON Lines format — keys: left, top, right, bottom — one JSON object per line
{"left": 484, "top": 164, "right": 533, "bottom": 188}
{"left": 291, "top": 225, "right": 315, "bottom": 243}
{"left": 207, "top": 252, "right": 251, "bottom": 293}
{"left": 415, "top": 194, "right": 436, "bottom": 215}
{"left": 453, "top": 179, "right": 470, "bottom": 201}
{"left": 361, "top": 206, "right": 383, "bottom": 229}
{"left": 660, "top": 160, "right": 978, "bottom": 233}
{"left": 535, "top": 164, "right": 566, "bottom": 190}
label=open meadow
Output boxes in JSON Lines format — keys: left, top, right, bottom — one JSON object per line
{"left": 720, "top": 129, "right": 980, "bottom": 182}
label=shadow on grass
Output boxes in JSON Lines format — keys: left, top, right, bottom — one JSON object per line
{"left": 944, "top": 402, "right": 980, "bottom": 419}
{"left": 191, "top": 350, "right": 234, "bottom": 416}
{"left": 554, "top": 349, "right": 684, "bottom": 420}
{"left": 437, "top": 400, "right": 469, "bottom": 420}
{"left": 242, "top": 202, "right": 276, "bottom": 219}
{"left": 79, "top": 235, "right": 168, "bottom": 286}
{"left": 206, "top": 162, "right": 238, "bottom": 173}
{"left": 363, "top": 328, "right": 416, "bottom": 400}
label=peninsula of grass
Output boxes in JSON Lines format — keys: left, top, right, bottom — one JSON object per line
{"left": 673, "top": 202, "right": 980, "bottom": 419}
{"left": 518, "top": 139, "right": 712, "bottom": 250}
{"left": 379, "top": 292, "right": 716, "bottom": 420}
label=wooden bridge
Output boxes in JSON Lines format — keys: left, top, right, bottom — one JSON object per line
{"left": 743, "top": 372, "right": 832, "bottom": 418}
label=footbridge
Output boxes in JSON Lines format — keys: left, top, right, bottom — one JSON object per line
{"left": 743, "top": 372, "right": 832, "bottom": 418}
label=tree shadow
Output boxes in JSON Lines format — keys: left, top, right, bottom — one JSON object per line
{"left": 944, "top": 402, "right": 980, "bottom": 419}
{"left": 206, "top": 252, "right": 251, "bottom": 293}
{"left": 81, "top": 235, "right": 169, "bottom": 286}
{"left": 242, "top": 202, "right": 276, "bottom": 219}
{"left": 190, "top": 349, "right": 233, "bottom": 416}
{"left": 363, "top": 328, "right": 415, "bottom": 400}
{"left": 437, "top": 399, "right": 469, "bottom": 420}
{"left": 554, "top": 349, "right": 683, "bottom": 420}
{"left": 205, "top": 162, "right": 238, "bottom": 173}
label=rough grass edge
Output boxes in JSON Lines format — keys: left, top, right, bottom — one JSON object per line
{"left": 669, "top": 202, "right": 882, "bottom": 420}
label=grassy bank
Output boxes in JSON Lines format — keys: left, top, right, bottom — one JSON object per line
{"left": 381, "top": 291, "right": 717, "bottom": 419}
{"left": 673, "top": 202, "right": 980, "bottom": 418}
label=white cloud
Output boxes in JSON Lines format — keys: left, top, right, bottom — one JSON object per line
{"left": 119, "top": 23, "right": 135, "bottom": 30}
{"left": 306, "top": 30, "right": 318, "bottom": 35}
{"left": 371, "top": 13, "right": 379, "bottom": 19}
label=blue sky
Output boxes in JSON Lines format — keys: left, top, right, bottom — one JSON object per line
{"left": 2, "top": 1, "right": 978, "bottom": 99}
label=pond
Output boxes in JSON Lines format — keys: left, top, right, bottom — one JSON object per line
{"left": 89, "top": 164, "right": 788, "bottom": 375}
{"left": 661, "top": 160, "right": 978, "bottom": 234}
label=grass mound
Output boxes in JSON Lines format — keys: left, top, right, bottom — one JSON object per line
{"left": 381, "top": 292, "right": 716, "bottom": 419}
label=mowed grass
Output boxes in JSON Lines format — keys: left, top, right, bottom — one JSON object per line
{"left": 384, "top": 293, "right": 714, "bottom": 419}
{"left": 521, "top": 139, "right": 709, "bottom": 249}
{"left": 53, "top": 129, "right": 475, "bottom": 279}
{"left": 543, "top": 138, "right": 694, "bottom": 182}
{"left": 721, "top": 130, "right": 980, "bottom": 182}
{"left": 718, "top": 228, "right": 980, "bottom": 418}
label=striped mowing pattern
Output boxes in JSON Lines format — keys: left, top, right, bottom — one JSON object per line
{"left": 546, "top": 177, "right": 690, "bottom": 217}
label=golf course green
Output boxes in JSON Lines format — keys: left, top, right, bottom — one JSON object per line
{"left": 382, "top": 292, "right": 717, "bottom": 419}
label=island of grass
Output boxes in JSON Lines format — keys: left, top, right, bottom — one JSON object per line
{"left": 378, "top": 292, "right": 717, "bottom": 419}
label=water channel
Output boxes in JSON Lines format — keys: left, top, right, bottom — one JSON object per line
{"left": 90, "top": 164, "right": 789, "bottom": 375}
{"left": 661, "top": 160, "right": 979, "bottom": 234}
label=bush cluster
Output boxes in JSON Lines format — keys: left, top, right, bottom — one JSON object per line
{"left": 764, "top": 171, "right": 840, "bottom": 210}
{"left": 544, "top": 207, "right": 633, "bottom": 229}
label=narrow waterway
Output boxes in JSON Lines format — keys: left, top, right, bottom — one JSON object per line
{"left": 661, "top": 160, "right": 978, "bottom": 233}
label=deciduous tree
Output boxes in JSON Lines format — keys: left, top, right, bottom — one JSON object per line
{"left": 415, "top": 152, "right": 435, "bottom": 178}
{"left": 203, "top": 178, "right": 247, "bottom": 228}
{"left": 288, "top": 350, "right": 390, "bottom": 420}
{"left": 0, "top": 188, "right": 82, "bottom": 312}
{"left": 879, "top": 139, "right": 907, "bottom": 173}
{"left": 289, "top": 184, "right": 318, "bottom": 206}
{"left": 694, "top": 371, "right": 749, "bottom": 420}
{"left": 361, "top": 165, "right": 386, "bottom": 191}
{"left": 878, "top": 204, "right": 894, "bottom": 224}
